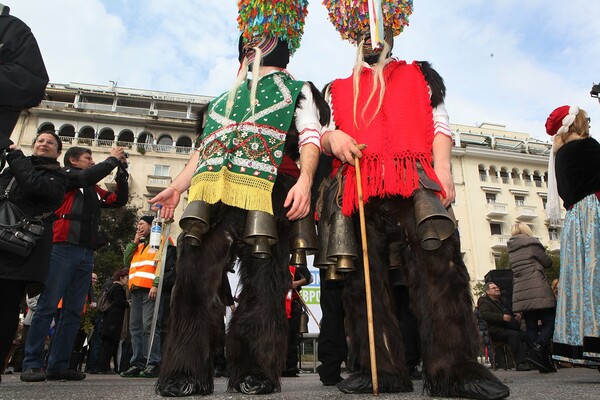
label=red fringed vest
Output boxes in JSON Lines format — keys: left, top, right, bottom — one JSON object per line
{"left": 330, "top": 60, "right": 443, "bottom": 216}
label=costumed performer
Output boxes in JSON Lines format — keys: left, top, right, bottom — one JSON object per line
{"left": 317, "top": 1, "right": 510, "bottom": 398}
{"left": 149, "top": 0, "right": 329, "bottom": 396}
{"left": 545, "top": 105, "right": 600, "bottom": 367}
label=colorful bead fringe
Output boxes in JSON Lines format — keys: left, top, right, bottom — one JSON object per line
{"left": 238, "top": 0, "right": 310, "bottom": 55}
{"left": 322, "top": 0, "right": 413, "bottom": 44}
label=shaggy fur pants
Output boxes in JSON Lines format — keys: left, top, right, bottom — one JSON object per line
{"left": 156, "top": 175, "right": 294, "bottom": 395}
{"left": 343, "top": 196, "right": 496, "bottom": 396}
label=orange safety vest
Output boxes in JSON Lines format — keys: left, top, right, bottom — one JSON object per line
{"left": 128, "top": 241, "right": 160, "bottom": 289}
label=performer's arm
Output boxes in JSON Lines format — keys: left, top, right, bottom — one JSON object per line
{"left": 432, "top": 133, "right": 455, "bottom": 207}
{"left": 148, "top": 150, "right": 199, "bottom": 220}
{"left": 285, "top": 143, "right": 319, "bottom": 220}
{"left": 284, "top": 83, "right": 322, "bottom": 220}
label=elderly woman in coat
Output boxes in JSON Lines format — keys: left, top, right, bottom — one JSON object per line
{"left": 507, "top": 222, "right": 556, "bottom": 372}
{"left": 0, "top": 132, "right": 68, "bottom": 378}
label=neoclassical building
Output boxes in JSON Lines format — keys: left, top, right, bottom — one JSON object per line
{"left": 11, "top": 82, "right": 558, "bottom": 283}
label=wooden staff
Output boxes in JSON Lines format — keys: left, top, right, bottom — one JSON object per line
{"left": 354, "top": 146, "right": 378, "bottom": 396}
{"left": 294, "top": 288, "right": 321, "bottom": 330}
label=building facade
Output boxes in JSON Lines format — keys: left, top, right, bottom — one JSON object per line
{"left": 11, "top": 82, "right": 559, "bottom": 284}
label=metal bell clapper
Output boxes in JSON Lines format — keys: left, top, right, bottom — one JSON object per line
{"left": 242, "top": 210, "right": 278, "bottom": 258}
{"left": 179, "top": 200, "right": 211, "bottom": 246}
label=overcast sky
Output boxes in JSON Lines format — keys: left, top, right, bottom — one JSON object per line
{"left": 9, "top": 0, "right": 600, "bottom": 140}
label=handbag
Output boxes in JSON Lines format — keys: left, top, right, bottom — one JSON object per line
{"left": 0, "top": 177, "right": 48, "bottom": 257}
{"left": 96, "top": 284, "right": 116, "bottom": 314}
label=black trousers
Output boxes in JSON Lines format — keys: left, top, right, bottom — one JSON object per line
{"left": 316, "top": 269, "right": 347, "bottom": 382}
{"left": 491, "top": 329, "right": 528, "bottom": 365}
{"left": 97, "top": 336, "right": 119, "bottom": 372}
{"left": 0, "top": 279, "right": 28, "bottom": 369}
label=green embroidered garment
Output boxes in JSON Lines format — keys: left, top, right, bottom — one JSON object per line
{"left": 189, "top": 72, "right": 304, "bottom": 214}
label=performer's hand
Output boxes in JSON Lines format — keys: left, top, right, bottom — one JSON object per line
{"left": 434, "top": 164, "right": 455, "bottom": 208}
{"left": 284, "top": 175, "right": 311, "bottom": 220}
{"left": 148, "top": 286, "right": 158, "bottom": 301}
{"left": 322, "top": 130, "right": 363, "bottom": 165}
{"left": 149, "top": 186, "right": 181, "bottom": 220}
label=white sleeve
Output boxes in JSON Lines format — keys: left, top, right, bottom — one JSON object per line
{"left": 295, "top": 83, "right": 322, "bottom": 151}
{"left": 432, "top": 102, "right": 452, "bottom": 138}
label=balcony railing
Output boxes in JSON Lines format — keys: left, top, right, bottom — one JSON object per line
{"left": 146, "top": 175, "right": 172, "bottom": 193}
{"left": 485, "top": 202, "right": 508, "bottom": 218}
{"left": 490, "top": 234, "right": 510, "bottom": 250}
{"left": 56, "top": 136, "right": 193, "bottom": 155}
{"left": 548, "top": 239, "right": 560, "bottom": 253}
{"left": 515, "top": 205, "right": 538, "bottom": 220}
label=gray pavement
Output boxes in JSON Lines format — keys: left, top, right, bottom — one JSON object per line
{"left": 0, "top": 367, "right": 599, "bottom": 400}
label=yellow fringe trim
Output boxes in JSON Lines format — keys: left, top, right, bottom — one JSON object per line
{"left": 189, "top": 169, "right": 274, "bottom": 215}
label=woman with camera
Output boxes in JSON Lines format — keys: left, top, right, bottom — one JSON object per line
{"left": 0, "top": 131, "right": 68, "bottom": 379}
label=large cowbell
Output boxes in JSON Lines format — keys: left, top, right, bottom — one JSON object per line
{"left": 314, "top": 216, "right": 343, "bottom": 281}
{"left": 179, "top": 200, "right": 211, "bottom": 246}
{"left": 327, "top": 211, "right": 358, "bottom": 273}
{"left": 289, "top": 215, "right": 318, "bottom": 267}
{"left": 299, "top": 310, "right": 309, "bottom": 334}
{"left": 413, "top": 188, "right": 456, "bottom": 250}
{"left": 242, "top": 210, "right": 278, "bottom": 258}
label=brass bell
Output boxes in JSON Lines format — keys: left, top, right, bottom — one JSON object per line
{"left": 290, "top": 249, "right": 308, "bottom": 266}
{"left": 299, "top": 310, "right": 309, "bottom": 334}
{"left": 325, "top": 265, "right": 343, "bottom": 281}
{"left": 290, "top": 214, "right": 319, "bottom": 253}
{"left": 179, "top": 201, "right": 211, "bottom": 246}
{"left": 413, "top": 188, "right": 456, "bottom": 251}
{"left": 388, "top": 240, "right": 406, "bottom": 270}
{"left": 242, "top": 210, "right": 278, "bottom": 258}
{"left": 290, "top": 214, "right": 318, "bottom": 267}
{"left": 314, "top": 217, "right": 335, "bottom": 269}
{"left": 327, "top": 211, "right": 358, "bottom": 273}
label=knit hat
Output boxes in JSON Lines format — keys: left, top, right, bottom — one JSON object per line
{"left": 140, "top": 215, "right": 154, "bottom": 226}
{"left": 545, "top": 105, "right": 579, "bottom": 136}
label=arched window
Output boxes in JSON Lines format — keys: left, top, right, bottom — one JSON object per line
{"left": 478, "top": 164, "right": 487, "bottom": 182}
{"left": 38, "top": 122, "right": 55, "bottom": 134}
{"left": 137, "top": 132, "right": 154, "bottom": 152}
{"left": 156, "top": 134, "right": 173, "bottom": 153}
{"left": 58, "top": 125, "right": 75, "bottom": 144}
{"left": 98, "top": 128, "right": 115, "bottom": 146}
{"left": 117, "top": 130, "right": 134, "bottom": 148}
{"left": 511, "top": 168, "right": 521, "bottom": 185}
{"left": 533, "top": 171, "right": 543, "bottom": 188}
{"left": 523, "top": 169, "right": 532, "bottom": 186}
{"left": 78, "top": 126, "right": 95, "bottom": 146}
{"left": 176, "top": 136, "right": 193, "bottom": 154}
{"left": 489, "top": 166, "right": 499, "bottom": 183}
{"left": 500, "top": 167, "right": 510, "bottom": 184}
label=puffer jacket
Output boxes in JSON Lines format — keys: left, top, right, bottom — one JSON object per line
{"left": 0, "top": 150, "right": 68, "bottom": 292}
{"left": 507, "top": 234, "right": 555, "bottom": 312}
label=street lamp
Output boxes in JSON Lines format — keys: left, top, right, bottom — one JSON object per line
{"left": 591, "top": 83, "right": 600, "bottom": 102}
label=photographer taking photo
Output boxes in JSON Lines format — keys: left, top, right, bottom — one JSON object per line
{"left": 22, "top": 145, "right": 129, "bottom": 382}
{"left": 0, "top": 132, "right": 68, "bottom": 382}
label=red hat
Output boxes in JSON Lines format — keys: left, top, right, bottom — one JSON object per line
{"left": 545, "top": 105, "right": 579, "bottom": 136}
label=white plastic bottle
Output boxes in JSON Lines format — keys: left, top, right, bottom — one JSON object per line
{"left": 148, "top": 204, "right": 162, "bottom": 253}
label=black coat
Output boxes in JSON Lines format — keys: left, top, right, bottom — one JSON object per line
{"left": 0, "top": 150, "right": 68, "bottom": 292}
{"left": 101, "top": 282, "right": 128, "bottom": 341}
{"left": 0, "top": 6, "right": 49, "bottom": 145}
{"left": 477, "top": 295, "right": 520, "bottom": 336}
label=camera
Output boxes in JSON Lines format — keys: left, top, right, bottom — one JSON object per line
{"left": 124, "top": 152, "right": 129, "bottom": 158}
